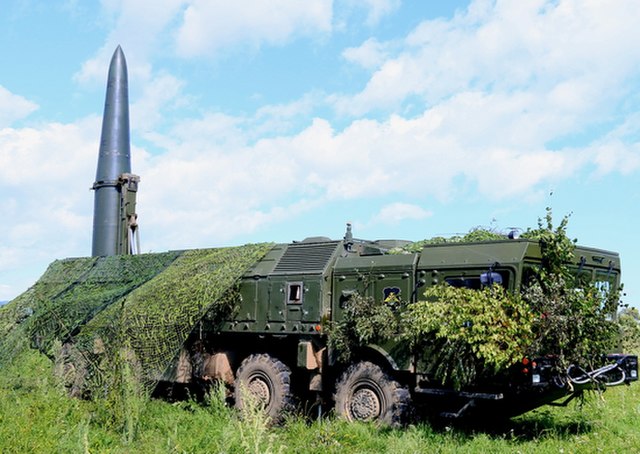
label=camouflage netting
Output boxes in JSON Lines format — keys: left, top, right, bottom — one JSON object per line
{"left": 0, "top": 243, "right": 273, "bottom": 395}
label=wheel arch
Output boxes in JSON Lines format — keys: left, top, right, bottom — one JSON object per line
{"left": 358, "top": 344, "right": 400, "bottom": 372}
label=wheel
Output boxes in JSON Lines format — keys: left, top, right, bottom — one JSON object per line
{"left": 334, "top": 361, "right": 411, "bottom": 427}
{"left": 234, "top": 353, "right": 294, "bottom": 424}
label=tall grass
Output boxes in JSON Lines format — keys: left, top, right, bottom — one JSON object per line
{"left": 235, "top": 383, "right": 283, "bottom": 454}
{"left": 1, "top": 348, "right": 639, "bottom": 453}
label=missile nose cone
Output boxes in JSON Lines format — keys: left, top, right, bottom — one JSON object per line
{"left": 95, "top": 45, "right": 131, "bottom": 183}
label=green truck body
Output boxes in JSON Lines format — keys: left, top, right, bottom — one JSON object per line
{"left": 173, "top": 233, "right": 637, "bottom": 424}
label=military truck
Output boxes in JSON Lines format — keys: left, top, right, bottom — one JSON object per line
{"left": 170, "top": 225, "right": 638, "bottom": 425}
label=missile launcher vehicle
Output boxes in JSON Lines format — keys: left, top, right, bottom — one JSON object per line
{"left": 79, "top": 45, "right": 640, "bottom": 425}
{"left": 2, "top": 46, "right": 636, "bottom": 428}
{"left": 171, "top": 228, "right": 638, "bottom": 424}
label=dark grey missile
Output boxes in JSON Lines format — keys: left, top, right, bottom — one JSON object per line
{"left": 91, "top": 45, "right": 132, "bottom": 257}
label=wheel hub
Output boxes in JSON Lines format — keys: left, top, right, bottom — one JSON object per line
{"left": 248, "top": 377, "right": 271, "bottom": 404}
{"left": 349, "top": 387, "right": 381, "bottom": 421}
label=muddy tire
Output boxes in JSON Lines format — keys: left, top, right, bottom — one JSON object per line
{"left": 234, "top": 353, "right": 294, "bottom": 424}
{"left": 334, "top": 361, "right": 411, "bottom": 427}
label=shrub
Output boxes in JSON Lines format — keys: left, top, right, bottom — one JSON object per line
{"left": 403, "top": 285, "right": 534, "bottom": 388}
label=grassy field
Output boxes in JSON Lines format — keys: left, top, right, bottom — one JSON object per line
{"left": 0, "top": 349, "right": 639, "bottom": 453}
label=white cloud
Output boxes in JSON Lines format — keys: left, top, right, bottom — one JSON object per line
{"left": 342, "top": 38, "right": 389, "bottom": 69}
{"left": 579, "top": 111, "right": 640, "bottom": 177}
{"left": 174, "top": 0, "right": 333, "bottom": 57}
{"left": 340, "top": 0, "right": 400, "bottom": 27}
{"left": 0, "top": 86, "right": 38, "bottom": 127}
{"left": 0, "top": 117, "right": 99, "bottom": 299}
{"left": 131, "top": 73, "right": 186, "bottom": 131}
{"left": 251, "top": 94, "right": 318, "bottom": 136}
{"left": 372, "top": 202, "right": 432, "bottom": 225}
{"left": 590, "top": 141, "right": 640, "bottom": 176}
{"left": 360, "top": 0, "right": 400, "bottom": 26}
{"left": 335, "top": 0, "right": 640, "bottom": 116}
{"left": 132, "top": 96, "right": 592, "bottom": 254}
{"left": 0, "top": 119, "right": 98, "bottom": 185}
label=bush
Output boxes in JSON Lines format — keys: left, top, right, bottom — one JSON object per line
{"left": 403, "top": 285, "right": 534, "bottom": 388}
{"left": 618, "top": 307, "right": 640, "bottom": 353}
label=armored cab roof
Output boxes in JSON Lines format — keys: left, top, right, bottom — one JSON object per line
{"left": 417, "top": 239, "right": 620, "bottom": 271}
{"left": 334, "top": 252, "right": 418, "bottom": 273}
{"left": 418, "top": 240, "right": 534, "bottom": 269}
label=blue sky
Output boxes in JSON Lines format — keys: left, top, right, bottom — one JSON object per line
{"left": 1, "top": 0, "right": 639, "bottom": 306}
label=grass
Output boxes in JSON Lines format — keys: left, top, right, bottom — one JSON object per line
{"left": 1, "top": 349, "right": 639, "bottom": 453}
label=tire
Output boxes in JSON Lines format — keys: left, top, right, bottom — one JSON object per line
{"left": 334, "top": 361, "right": 411, "bottom": 427}
{"left": 234, "top": 353, "right": 294, "bottom": 424}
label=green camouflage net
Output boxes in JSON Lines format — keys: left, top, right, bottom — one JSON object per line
{"left": 0, "top": 243, "right": 273, "bottom": 395}
{"left": 0, "top": 257, "right": 100, "bottom": 363}
{"left": 30, "top": 253, "right": 181, "bottom": 353}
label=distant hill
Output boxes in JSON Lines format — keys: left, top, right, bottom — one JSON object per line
{"left": 0, "top": 301, "right": 8, "bottom": 307}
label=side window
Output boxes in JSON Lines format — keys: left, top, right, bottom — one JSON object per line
{"left": 445, "top": 277, "right": 483, "bottom": 289}
{"left": 445, "top": 270, "right": 509, "bottom": 290}
{"left": 286, "top": 282, "right": 303, "bottom": 304}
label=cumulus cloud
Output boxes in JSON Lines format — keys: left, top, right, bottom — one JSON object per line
{"left": 131, "top": 73, "right": 186, "bottom": 131}
{"left": 0, "top": 118, "right": 98, "bottom": 185}
{"left": 24, "top": 0, "right": 640, "bottom": 249}
{"left": 359, "top": 0, "right": 400, "bottom": 26}
{"left": 372, "top": 202, "right": 433, "bottom": 225}
{"left": 334, "top": 0, "right": 640, "bottom": 116}
{"left": 0, "top": 116, "right": 99, "bottom": 299}
{"left": 0, "top": 86, "right": 38, "bottom": 127}
{"left": 585, "top": 115, "right": 640, "bottom": 176}
{"left": 340, "top": 0, "right": 400, "bottom": 27}
{"left": 174, "top": 0, "right": 333, "bottom": 57}
{"left": 131, "top": 102, "right": 574, "bottom": 251}
{"left": 342, "top": 38, "right": 389, "bottom": 69}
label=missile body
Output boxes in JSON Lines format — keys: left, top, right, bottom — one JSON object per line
{"left": 91, "top": 46, "right": 134, "bottom": 257}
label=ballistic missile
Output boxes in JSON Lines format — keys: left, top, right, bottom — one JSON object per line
{"left": 91, "top": 46, "right": 139, "bottom": 257}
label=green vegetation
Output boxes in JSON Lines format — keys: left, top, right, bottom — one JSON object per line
{"left": 521, "top": 210, "right": 622, "bottom": 372}
{"left": 1, "top": 347, "right": 639, "bottom": 453}
{"left": 619, "top": 307, "right": 640, "bottom": 353}
{"left": 326, "top": 291, "right": 399, "bottom": 363}
{"left": 393, "top": 226, "right": 505, "bottom": 253}
{"left": 404, "top": 285, "right": 534, "bottom": 388}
